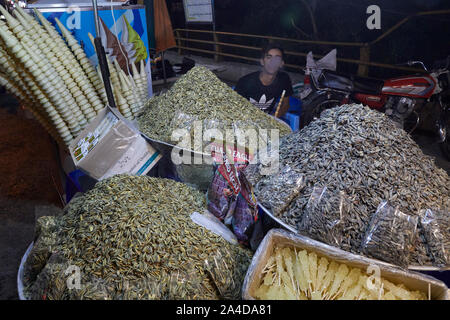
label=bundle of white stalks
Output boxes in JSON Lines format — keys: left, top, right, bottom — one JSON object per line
{"left": 0, "top": 6, "right": 117, "bottom": 147}
{"left": 87, "top": 32, "right": 149, "bottom": 120}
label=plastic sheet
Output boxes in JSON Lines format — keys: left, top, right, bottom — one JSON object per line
{"left": 190, "top": 211, "right": 238, "bottom": 245}
{"left": 298, "top": 187, "right": 350, "bottom": 247}
{"left": 255, "top": 165, "right": 305, "bottom": 217}
{"left": 242, "top": 229, "right": 449, "bottom": 300}
{"left": 17, "top": 242, "right": 34, "bottom": 300}
{"left": 419, "top": 209, "right": 450, "bottom": 267}
{"left": 361, "top": 202, "right": 418, "bottom": 268}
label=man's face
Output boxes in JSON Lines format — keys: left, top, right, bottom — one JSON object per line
{"left": 261, "top": 48, "right": 284, "bottom": 75}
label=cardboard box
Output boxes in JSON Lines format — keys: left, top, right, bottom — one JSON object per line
{"left": 69, "top": 107, "right": 161, "bottom": 180}
{"left": 242, "top": 229, "right": 449, "bottom": 300}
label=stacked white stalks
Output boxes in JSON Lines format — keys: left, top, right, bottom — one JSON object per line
{"left": 0, "top": 6, "right": 149, "bottom": 147}
{"left": 86, "top": 32, "right": 149, "bottom": 121}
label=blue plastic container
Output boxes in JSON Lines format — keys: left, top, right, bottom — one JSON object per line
{"left": 279, "top": 97, "right": 302, "bottom": 131}
{"left": 65, "top": 169, "right": 85, "bottom": 203}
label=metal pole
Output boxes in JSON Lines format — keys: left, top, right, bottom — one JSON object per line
{"left": 92, "top": 0, "right": 100, "bottom": 36}
{"left": 212, "top": 0, "right": 216, "bottom": 33}
{"left": 161, "top": 51, "right": 167, "bottom": 87}
{"left": 91, "top": 0, "right": 117, "bottom": 109}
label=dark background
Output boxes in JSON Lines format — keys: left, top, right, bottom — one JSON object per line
{"left": 165, "top": 0, "right": 450, "bottom": 78}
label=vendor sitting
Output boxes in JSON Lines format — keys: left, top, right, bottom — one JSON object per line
{"left": 235, "top": 44, "right": 293, "bottom": 118}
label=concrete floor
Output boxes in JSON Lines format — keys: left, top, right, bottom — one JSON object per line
{"left": 0, "top": 198, "right": 63, "bottom": 300}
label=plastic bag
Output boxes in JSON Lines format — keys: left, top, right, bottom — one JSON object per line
{"left": 410, "top": 228, "right": 434, "bottom": 267}
{"left": 206, "top": 156, "right": 240, "bottom": 221}
{"left": 190, "top": 211, "right": 238, "bottom": 245}
{"left": 298, "top": 186, "right": 349, "bottom": 248}
{"left": 170, "top": 111, "right": 198, "bottom": 132}
{"left": 204, "top": 246, "right": 251, "bottom": 300}
{"left": 23, "top": 216, "right": 59, "bottom": 285}
{"left": 231, "top": 172, "right": 258, "bottom": 244}
{"left": 207, "top": 146, "right": 259, "bottom": 246}
{"left": 419, "top": 209, "right": 449, "bottom": 267}
{"left": 360, "top": 202, "right": 418, "bottom": 268}
{"left": 255, "top": 165, "right": 305, "bottom": 217}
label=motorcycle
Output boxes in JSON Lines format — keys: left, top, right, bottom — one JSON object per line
{"left": 300, "top": 51, "right": 450, "bottom": 160}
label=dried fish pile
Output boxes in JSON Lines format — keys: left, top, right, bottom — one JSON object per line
{"left": 0, "top": 7, "right": 148, "bottom": 147}
{"left": 137, "top": 66, "right": 291, "bottom": 146}
{"left": 23, "top": 175, "right": 252, "bottom": 300}
{"left": 247, "top": 104, "right": 450, "bottom": 266}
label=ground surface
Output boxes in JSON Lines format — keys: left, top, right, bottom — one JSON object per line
{"left": 0, "top": 105, "right": 64, "bottom": 203}
{"left": 0, "top": 98, "right": 64, "bottom": 300}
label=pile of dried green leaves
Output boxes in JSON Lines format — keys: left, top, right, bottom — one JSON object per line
{"left": 137, "top": 66, "right": 291, "bottom": 145}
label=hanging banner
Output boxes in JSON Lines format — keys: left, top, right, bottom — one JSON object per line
{"left": 39, "top": 6, "right": 150, "bottom": 67}
{"left": 183, "top": 0, "right": 214, "bottom": 23}
{"left": 37, "top": 5, "right": 153, "bottom": 96}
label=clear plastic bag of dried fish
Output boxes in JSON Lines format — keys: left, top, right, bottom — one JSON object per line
{"left": 203, "top": 118, "right": 233, "bottom": 153}
{"left": 255, "top": 165, "right": 305, "bottom": 217}
{"left": 171, "top": 111, "right": 199, "bottom": 135}
{"left": 22, "top": 216, "right": 59, "bottom": 286}
{"left": 418, "top": 209, "right": 450, "bottom": 267}
{"left": 22, "top": 175, "right": 253, "bottom": 300}
{"left": 204, "top": 247, "right": 247, "bottom": 300}
{"left": 298, "top": 187, "right": 350, "bottom": 248}
{"left": 361, "top": 202, "right": 418, "bottom": 268}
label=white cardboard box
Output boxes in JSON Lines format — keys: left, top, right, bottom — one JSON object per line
{"left": 69, "top": 107, "right": 161, "bottom": 181}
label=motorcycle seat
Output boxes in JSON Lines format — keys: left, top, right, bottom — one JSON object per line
{"left": 352, "top": 75, "right": 385, "bottom": 95}
{"left": 317, "top": 70, "right": 384, "bottom": 95}
{"left": 317, "top": 70, "right": 353, "bottom": 91}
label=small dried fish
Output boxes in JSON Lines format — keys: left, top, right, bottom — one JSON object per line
{"left": 360, "top": 202, "right": 418, "bottom": 268}
{"left": 246, "top": 104, "right": 450, "bottom": 266}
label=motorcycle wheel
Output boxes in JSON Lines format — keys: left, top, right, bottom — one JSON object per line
{"left": 300, "top": 94, "right": 343, "bottom": 129}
